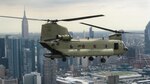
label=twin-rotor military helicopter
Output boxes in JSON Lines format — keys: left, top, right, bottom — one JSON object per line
{"left": 0, "top": 14, "right": 129, "bottom": 63}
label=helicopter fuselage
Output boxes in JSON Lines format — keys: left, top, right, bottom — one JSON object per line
{"left": 40, "top": 38, "right": 127, "bottom": 58}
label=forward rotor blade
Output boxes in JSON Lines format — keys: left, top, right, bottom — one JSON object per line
{"left": 0, "top": 15, "right": 47, "bottom": 21}
{"left": 0, "top": 16, "right": 23, "bottom": 19}
{"left": 60, "top": 14, "right": 104, "bottom": 21}
{"left": 80, "top": 22, "right": 119, "bottom": 33}
{"left": 0, "top": 14, "right": 104, "bottom": 22}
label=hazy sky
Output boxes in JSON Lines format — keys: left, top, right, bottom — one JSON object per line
{"left": 0, "top": 0, "right": 150, "bottom": 33}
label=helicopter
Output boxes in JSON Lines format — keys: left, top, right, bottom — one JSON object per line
{"left": 0, "top": 14, "right": 128, "bottom": 63}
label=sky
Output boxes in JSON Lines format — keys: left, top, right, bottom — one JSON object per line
{"left": 0, "top": 0, "right": 150, "bottom": 33}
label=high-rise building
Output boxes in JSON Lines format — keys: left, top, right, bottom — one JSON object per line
{"left": 0, "top": 65, "right": 6, "bottom": 78}
{"left": 43, "top": 58, "right": 57, "bottom": 84}
{"left": 7, "top": 38, "right": 23, "bottom": 79}
{"left": 0, "top": 78, "right": 18, "bottom": 84}
{"left": 23, "top": 39, "right": 35, "bottom": 74}
{"left": 89, "top": 27, "right": 94, "bottom": 38}
{"left": 145, "top": 21, "right": 150, "bottom": 54}
{"left": 125, "top": 47, "right": 136, "bottom": 64}
{"left": 37, "top": 41, "right": 44, "bottom": 74}
{"left": 57, "top": 59, "right": 69, "bottom": 71}
{"left": 0, "top": 58, "right": 8, "bottom": 69}
{"left": 5, "top": 37, "right": 36, "bottom": 84}
{"left": 81, "top": 57, "right": 89, "bottom": 70}
{"left": 0, "top": 38, "right": 5, "bottom": 58}
{"left": 23, "top": 72, "right": 41, "bottom": 84}
{"left": 22, "top": 10, "right": 29, "bottom": 39}
{"left": 0, "top": 38, "right": 8, "bottom": 69}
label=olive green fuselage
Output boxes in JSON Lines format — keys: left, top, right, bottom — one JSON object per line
{"left": 40, "top": 23, "right": 127, "bottom": 58}
{"left": 41, "top": 39, "right": 126, "bottom": 57}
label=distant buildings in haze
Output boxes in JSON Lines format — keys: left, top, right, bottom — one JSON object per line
{"left": 145, "top": 21, "right": 150, "bottom": 54}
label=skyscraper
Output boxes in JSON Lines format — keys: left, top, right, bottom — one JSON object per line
{"left": 37, "top": 41, "right": 44, "bottom": 74}
{"left": 43, "top": 58, "right": 57, "bottom": 84}
{"left": 0, "top": 65, "right": 6, "bottom": 78}
{"left": 23, "top": 72, "right": 41, "bottom": 84}
{"left": 0, "top": 38, "right": 5, "bottom": 58}
{"left": 89, "top": 27, "right": 94, "bottom": 38}
{"left": 145, "top": 21, "right": 150, "bottom": 54}
{"left": 22, "top": 10, "right": 29, "bottom": 39}
{"left": 0, "top": 38, "right": 8, "bottom": 69}
{"left": 23, "top": 39, "right": 36, "bottom": 74}
{"left": 7, "top": 38, "right": 23, "bottom": 79}
{"left": 0, "top": 78, "right": 18, "bottom": 84}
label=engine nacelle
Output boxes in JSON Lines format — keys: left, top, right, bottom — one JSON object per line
{"left": 109, "top": 33, "right": 122, "bottom": 40}
{"left": 56, "top": 34, "right": 72, "bottom": 41}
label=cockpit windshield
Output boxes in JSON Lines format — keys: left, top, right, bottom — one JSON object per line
{"left": 122, "top": 41, "right": 126, "bottom": 48}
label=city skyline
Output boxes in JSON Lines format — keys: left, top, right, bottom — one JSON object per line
{"left": 0, "top": 25, "right": 148, "bottom": 84}
{"left": 0, "top": 0, "right": 150, "bottom": 33}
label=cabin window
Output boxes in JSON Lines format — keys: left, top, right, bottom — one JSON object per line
{"left": 78, "top": 45, "right": 81, "bottom": 47}
{"left": 70, "top": 45, "right": 73, "bottom": 49}
{"left": 93, "top": 44, "right": 96, "bottom": 48}
{"left": 105, "top": 44, "right": 108, "bottom": 48}
{"left": 82, "top": 44, "right": 85, "bottom": 48}
{"left": 114, "top": 43, "right": 119, "bottom": 50}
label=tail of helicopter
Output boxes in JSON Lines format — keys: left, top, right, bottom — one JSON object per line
{"left": 40, "top": 23, "right": 70, "bottom": 41}
{"left": 40, "top": 14, "right": 105, "bottom": 42}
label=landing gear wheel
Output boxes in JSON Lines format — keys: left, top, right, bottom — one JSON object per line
{"left": 51, "top": 57, "right": 54, "bottom": 60}
{"left": 62, "top": 57, "right": 67, "bottom": 62}
{"left": 89, "top": 56, "right": 94, "bottom": 61}
{"left": 101, "top": 58, "right": 106, "bottom": 63}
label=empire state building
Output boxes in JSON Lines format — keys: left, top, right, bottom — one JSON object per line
{"left": 22, "top": 10, "right": 29, "bottom": 39}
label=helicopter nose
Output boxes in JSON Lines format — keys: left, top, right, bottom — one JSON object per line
{"left": 124, "top": 47, "right": 128, "bottom": 51}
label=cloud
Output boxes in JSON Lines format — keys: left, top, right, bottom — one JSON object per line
{"left": 0, "top": 0, "right": 87, "bottom": 6}
{"left": 0, "top": 0, "right": 120, "bottom": 8}
{"left": 0, "top": 0, "right": 150, "bottom": 33}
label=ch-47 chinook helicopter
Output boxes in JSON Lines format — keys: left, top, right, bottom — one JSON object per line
{"left": 40, "top": 16, "right": 129, "bottom": 63}
{"left": 0, "top": 14, "right": 128, "bottom": 63}
{"left": 41, "top": 22, "right": 129, "bottom": 63}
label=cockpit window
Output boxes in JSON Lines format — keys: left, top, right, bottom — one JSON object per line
{"left": 114, "top": 43, "right": 119, "bottom": 50}
{"left": 121, "top": 41, "right": 126, "bottom": 48}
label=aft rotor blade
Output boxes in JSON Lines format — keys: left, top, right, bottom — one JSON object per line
{"left": 80, "top": 22, "right": 119, "bottom": 33}
{"left": 123, "top": 32, "right": 144, "bottom": 34}
{"left": 60, "top": 14, "right": 104, "bottom": 21}
{"left": 0, "top": 15, "right": 47, "bottom": 21}
{"left": 80, "top": 22, "right": 144, "bottom": 34}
